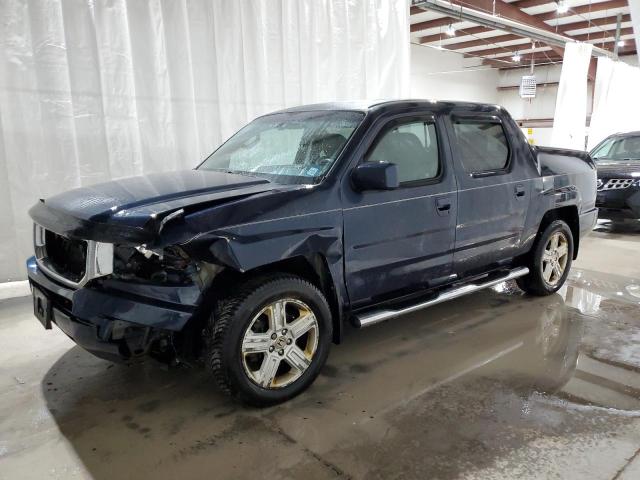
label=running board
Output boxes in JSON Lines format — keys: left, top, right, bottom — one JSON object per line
{"left": 353, "top": 267, "right": 530, "bottom": 328}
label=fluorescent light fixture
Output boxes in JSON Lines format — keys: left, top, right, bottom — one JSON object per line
{"left": 557, "top": 1, "right": 569, "bottom": 14}
{"left": 445, "top": 24, "right": 456, "bottom": 37}
{"left": 512, "top": 52, "right": 522, "bottom": 62}
{"left": 617, "top": 40, "right": 625, "bottom": 47}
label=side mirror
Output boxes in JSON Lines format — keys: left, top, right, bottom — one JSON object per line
{"left": 352, "top": 161, "right": 399, "bottom": 191}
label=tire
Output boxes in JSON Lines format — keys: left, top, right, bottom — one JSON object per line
{"left": 205, "top": 274, "right": 332, "bottom": 406}
{"left": 517, "top": 220, "right": 574, "bottom": 296}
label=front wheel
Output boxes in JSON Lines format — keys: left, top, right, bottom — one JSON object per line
{"left": 517, "top": 220, "right": 574, "bottom": 296}
{"left": 205, "top": 275, "right": 332, "bottom": 406}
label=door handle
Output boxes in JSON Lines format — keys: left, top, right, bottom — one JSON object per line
{"left": 515, "top": 184, "right": 526, "bottom": 198}
{"left": 436, "top": 197, "right": 451, "bottom": 216}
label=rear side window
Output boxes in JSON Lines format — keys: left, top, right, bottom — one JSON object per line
{"left": 453, "top": 120, "right": 510, "bottom": 174}
{"left": 367, "top": 120, "right": 440, "bottom": 184}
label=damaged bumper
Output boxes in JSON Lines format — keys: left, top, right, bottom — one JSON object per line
{"left": 26, "top": 256, "right": 201, "bottom": 363}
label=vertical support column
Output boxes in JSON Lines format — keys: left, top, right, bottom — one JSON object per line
{"left": 613, "top": 13, "right": 622, "bottom": 59}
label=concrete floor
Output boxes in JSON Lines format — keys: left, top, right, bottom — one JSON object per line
{"left": 1, "top": 220, "right": 640, "bottom": 480}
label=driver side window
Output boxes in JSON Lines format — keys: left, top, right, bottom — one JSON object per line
{"left": 367, "top": 120, "right": 440, "bottom": 184}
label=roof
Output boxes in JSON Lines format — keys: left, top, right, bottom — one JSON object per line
{"left": 272, "top": 99, "right": 504, "bottom": 114}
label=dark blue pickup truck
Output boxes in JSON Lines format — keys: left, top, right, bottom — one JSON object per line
{"left": 27, "top": 100, "right": 597, "bottom": 405}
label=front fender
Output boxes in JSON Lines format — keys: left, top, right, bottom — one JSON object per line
{"left": 182, "top": 210, "right": 349, "bottom": 336}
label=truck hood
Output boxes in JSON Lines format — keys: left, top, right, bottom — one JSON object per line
{"left": 596, "top": 159, "right": 640, "bottom": 178}
{"left": 29, "top": 169, "right": 280, "bottom": 244}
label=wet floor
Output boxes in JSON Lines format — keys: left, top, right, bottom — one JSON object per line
{"left": 1, "top": 223, "right": 640, "bottom": 479}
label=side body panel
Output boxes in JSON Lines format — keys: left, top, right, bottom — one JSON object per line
{"left": 522, "top": 147, "right": 598, "bottom": 252}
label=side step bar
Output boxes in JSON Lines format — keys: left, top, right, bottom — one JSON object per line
{"left": 353, "top": 267, "right": 530, "bottom": 328}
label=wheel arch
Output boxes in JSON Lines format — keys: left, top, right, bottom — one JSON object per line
{"left": 200, "top": 254, "right": 344, "bottom": 344}
{"left": 538, "top": 205, "right": 580, "bottom": 259}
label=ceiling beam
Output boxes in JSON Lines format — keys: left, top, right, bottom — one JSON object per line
{"left": 419, "top": 14, "right": 632, "bottom": 47}
{"left": 481, "top": 54, "right": 562, "bottom": 68}
{"left": 510, "top": 0, "right": 555, "bottom": 7}
{"left": 558, "top": 13, "right": 631, "bottom": 32}
{"left": 410, "top": 4, "right": 631, "bottom": 39}
{"left": 470, "top": 36, "right": 634, "bottom": 59}
{"left": 411, "top": 16, "right": 462, "bottom": 33}
{"left": 418, "top": 26, "right": 494, "bottom": 44}
{"left": 444, "top": 33, "right": 524, "bottom": 50}
{"left": 571, "top": 26, "right": 634, "bottom": 42}
{"left": 469, "top": 44, "right": 552, "bottom": 57}
{"left": 481, "top": 45, "right": 636, "bottom": 69}
{"left": 433, "top": 0, "right": 566, "bottom": 57}
{"left": 464, "top": 27, "right": 634, "bottom": 57}
{"left": 536, "top": 0, "right": 629, "bottom": 22}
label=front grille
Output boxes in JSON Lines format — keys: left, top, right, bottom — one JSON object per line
{"left": 34, "top": 224, "right": 114, "bottom": 288}
{"left": 597, "top": 178, "right": 634, "bottom": 191}
{"left": 44, "top": 230, "right": 88, "bottom": 282}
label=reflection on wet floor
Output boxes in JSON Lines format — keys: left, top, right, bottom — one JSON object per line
{"left": 593, "top": 219, "right": 640, "bottom": 235}
{"left": 1, "top": 266, "right": 640, "bottom": 479}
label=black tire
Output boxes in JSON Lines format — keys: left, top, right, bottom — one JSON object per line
{"left": 517, "top": 220, "right": 574, "bottom": 296}
{"left": 205, "top": 274, "right": 332, "bottom": 406}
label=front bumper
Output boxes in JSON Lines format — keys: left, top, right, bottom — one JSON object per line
{"left": 26, "top": 256, "right": 200, "bottom": 362}
{"left": 596, "top": 186, "right": 640, "bottom": 220}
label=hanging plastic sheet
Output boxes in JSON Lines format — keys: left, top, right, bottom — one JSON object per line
{"left": 0, "top": 0, "right": 410, "bottom": 281}
{"left": 550, "top": 42, "right": 593, "bottom": 151}
{"left": 588, "top": 56, "right": 640, "bottom": 150}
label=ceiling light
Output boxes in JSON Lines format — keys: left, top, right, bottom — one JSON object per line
{"left": 512, "top": 52, "right": 522, "bottom": 62}
{"left": 557, "top": 1, "right": 569, "bottom": 14}
{"left": 617, "top": 39, "right": 625, "bottom": 47}
{"left": 445, "top": 24, "right": 456, "bottom": 37}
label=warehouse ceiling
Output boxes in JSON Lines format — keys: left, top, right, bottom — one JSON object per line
{"left": 411, "top": 0, "right": 635, "bottom": 69}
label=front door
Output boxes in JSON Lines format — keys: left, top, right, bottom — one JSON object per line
{"left": 343, "top": 114, "right": 457, "bottom": 308}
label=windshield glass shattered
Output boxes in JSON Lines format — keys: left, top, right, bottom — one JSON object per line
{"left": 198, "top": 110, "right": 364, "bottom": 184}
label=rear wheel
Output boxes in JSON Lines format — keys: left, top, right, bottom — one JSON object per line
{"left": 205, "top": 275, "right": 332, "bottom": 406}
{"left": 517, "top": 220, "right": 574, "bottom": 296}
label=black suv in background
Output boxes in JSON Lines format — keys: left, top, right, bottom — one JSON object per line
{"left": 591, "top": 132, "right": 640, "bottom": 221}
{"left": 27, "top": 100, "right": 597, "bottom": 405}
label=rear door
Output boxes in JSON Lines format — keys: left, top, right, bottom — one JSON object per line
{"left": 446, "top": 113, "right": 531, "bottom": 276}
{"left": 342, "top": 113, "right": 457, "bottom": 308}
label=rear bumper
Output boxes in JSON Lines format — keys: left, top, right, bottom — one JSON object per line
{"left": 26, "top": 256, "right": 199, "bottom": 362}
{"left": 579, "top": 207, "right": 598, "bottom": 238}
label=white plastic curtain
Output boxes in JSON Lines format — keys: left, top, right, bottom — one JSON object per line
{"left": 0, "top": 0, "right": 410, "bottom": 282}
{"left": 630, "top": 0, "right": 640, "bottom": 67}
{"left": 550, "top": 42, "right": 593, "bottom": 150}
{"left": 587, "top": 56, "right": 640, "bottom": 150}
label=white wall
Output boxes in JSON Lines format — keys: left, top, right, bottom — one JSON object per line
{"left": 410, "top": 44, "right": 499, "bottom": 103}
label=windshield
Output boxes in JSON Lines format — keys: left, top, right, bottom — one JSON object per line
{"left": 591, "top": 135, "right": 640, "bottom": 161}
{"left": 198, "top": 110, "right": 364, "bottom": 184}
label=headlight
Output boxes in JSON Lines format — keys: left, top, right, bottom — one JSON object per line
{"left": 112, "top": 245, "right": 194, "bottom": 284}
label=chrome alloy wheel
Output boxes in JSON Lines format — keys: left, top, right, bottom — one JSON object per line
{"left": 541, "top": 231, "right": 569, "bottom": 287}
{"left": 241, "top": 298, "right": 319, "bottom": 389}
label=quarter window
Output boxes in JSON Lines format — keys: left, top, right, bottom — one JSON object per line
{"left": 453, "top": 120, "right": 509, "bottom": 173}
{"left": 367, "top": 120, "right": 440, "bottom": 184}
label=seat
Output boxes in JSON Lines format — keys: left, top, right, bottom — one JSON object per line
{"left": 371, "top": 131, "right": 430, "bottom": 183}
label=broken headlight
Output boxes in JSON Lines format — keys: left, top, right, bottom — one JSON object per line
{"left": 112, "top": 244, "right": 197, "bottom": 284}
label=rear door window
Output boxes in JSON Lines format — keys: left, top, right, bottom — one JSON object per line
{"left": 452, "top": 120, "right": 510, "bottom": 174}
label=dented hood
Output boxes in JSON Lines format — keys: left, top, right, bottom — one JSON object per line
{"left": 29, "top": 169, "right": 277, "bottom": 244}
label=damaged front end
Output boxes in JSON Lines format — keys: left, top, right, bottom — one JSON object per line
{"left": 27, "top": 223, "right": 223, "bottom": 365}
